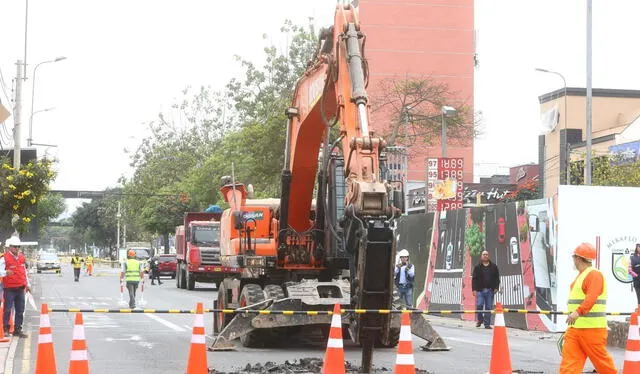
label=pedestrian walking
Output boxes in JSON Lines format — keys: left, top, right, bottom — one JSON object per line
{"left": 0, "top": 235, "right": 31, "bottom": 338}
{"left": 121, "top": 250, "right": 143, "bottom": 309}
{"left": 559, "top": 243, "right": 617, "bottom": 374}
{"left": 149, "top": 257, "right": 162, "bottom": 285}
{"left": 71, "top": 252, "right": 83, "bottom": 282}
{"left": 394, "top": 249, "right": 414, "bottom": 307}
{"left": 472, "top": 249, "right": 500, "bottom": 329}
{"left": 629, "top": 243, "right": 640, "bottom": 306}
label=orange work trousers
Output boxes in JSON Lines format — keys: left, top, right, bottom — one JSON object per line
{"left": 86, "top": 264, "right": 93, "bottom": 276}
{"left": 559, "top": 327, "right": 617, "bottom": 374}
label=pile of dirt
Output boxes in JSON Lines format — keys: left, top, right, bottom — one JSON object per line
{"left": 209, "top": 357, "right": 433, "bottom": 373}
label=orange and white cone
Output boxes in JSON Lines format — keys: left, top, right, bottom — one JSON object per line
{"left": 69, "top": 313, "right": 89, "bottom": 374}
{"left": 186, "top": 302, "right": 208, "bottom": 374}
{"left": 35, "top": 303, "right": 57, "bottom": 374}
{"left": 394, "top": 312, "right": 415, "bottom": 374}
{"left": 488, "top": 302, "right": 512, "bottom": 374}
{"left": 623, "top": 311, "right": 640, "bottom": 373}
{"left": 9, "top": 309, "right": 14, "bottom": 334}
{"left": 0, "top": 300, "right": 10, "bottom": 342}
{"left": 322, "top": 303, "right": 345, "bottom": 374}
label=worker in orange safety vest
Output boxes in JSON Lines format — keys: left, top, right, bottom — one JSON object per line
{"left": 85, "top": 255, "right": 94, "bottom": 276}
{"left": 559, "top": 243, "right": 617, "bottom": 374}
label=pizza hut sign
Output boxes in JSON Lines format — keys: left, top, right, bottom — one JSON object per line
{"left": 462, "top": 184, "right": 516, "bottom": 204}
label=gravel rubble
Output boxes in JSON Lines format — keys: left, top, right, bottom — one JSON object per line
{"left": 209, "top": 357, "right": 433, "bottom": 373}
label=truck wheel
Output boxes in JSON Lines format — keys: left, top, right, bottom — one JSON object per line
{"left": 186, "top": 270, "right": 196, "bottom": 290}
{"left": 262, "top": 285, "right": 289, "bottom": 342}
{"left": 239, "top": 284, "right": 266, "bottom": 348}
{"left": 179, "top": 265, "right": 187, "bottom": 289}
{"left": 214, "top": 282, "right": 233, "bottom": 334}
{"left": 176, "top": 267, "right": 181, "bottom": 288}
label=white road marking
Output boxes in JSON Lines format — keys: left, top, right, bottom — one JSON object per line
{"left": 145, "top": 313, "right": 186, "bottom": 332}
{"left": 442, "top": 336, "right": 491, "bottom": 346}
{"left": 183, "top": 324, "right": 191, "bottom": 330}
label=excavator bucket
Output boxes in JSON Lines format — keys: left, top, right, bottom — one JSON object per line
{"left": 388, "top": 306, "right": 450, "bottom": 351}
{"left": 210, "top": 280, "right": 350, "bottom": 351}
{"left": 209, "top": 298, "right": 273, "bottom": 351}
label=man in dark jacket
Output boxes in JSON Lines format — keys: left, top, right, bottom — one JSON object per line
{"left": 472, "top": 249, "right": 500, "bottom": 329}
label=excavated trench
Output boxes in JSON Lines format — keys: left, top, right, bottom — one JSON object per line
{"left": 209, "top": 357, "right": 433, "bottom": 373}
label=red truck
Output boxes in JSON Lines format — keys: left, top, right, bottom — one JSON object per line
{"left": 175, "top": 212, "right": 240, "bottom": 290}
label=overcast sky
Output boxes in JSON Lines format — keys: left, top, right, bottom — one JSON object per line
{"left": 2, "top": 0, "right": 640, "bottom": 214}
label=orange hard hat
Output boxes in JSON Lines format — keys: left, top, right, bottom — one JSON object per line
{"left": 127, "top": 249, "right": 136, "bottom": 258}
{"left": 573, "top": 243, "right": 596, "bottom": 261}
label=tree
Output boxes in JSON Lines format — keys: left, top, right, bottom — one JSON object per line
{"left": 465, "top": 223, "right": 484, "bottom": 256}
{"left": 0, "top": 157, "right": 57, "bottom": 236}
{"left": 36, "top": 192, "right": 66, "bottom": 236}
{"left": 125, "top": 19, "right": 319, "bottom": 234}
{"left": 570, "top": 154, "right": 640, "bottom": 186}
{"left": 502, "top": 180, "right": 541, "bottom": 202}
{"left": 138, "top": 187, "right": 193, "bottom": 253}
{"left": 370, "top": 76, "right": 481, "bottom": 148}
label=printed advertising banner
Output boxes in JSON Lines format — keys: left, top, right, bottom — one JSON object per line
{"left": 397, "top": 185, "right": 639, "bottom": 333}
{"left": 557, "top": 185, "right": 640, "bottom": 329}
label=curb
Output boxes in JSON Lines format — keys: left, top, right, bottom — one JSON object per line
{"left": 4, "top": 337, "right": 18, "bottom": 374}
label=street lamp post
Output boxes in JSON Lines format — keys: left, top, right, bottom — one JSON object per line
{"left": 535, "top": 68, "right": 570, "bottom": 185}
{"left": 441, "top": 105, "right": 457, "bottom": 158}
{"left": 28, "top": 56, "right": 66, "bottom": 147}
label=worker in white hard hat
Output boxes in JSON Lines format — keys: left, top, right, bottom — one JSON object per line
{"left": 394, "top": 249, "right": 415, "bottom": 307}
{"left": 0, "top": 235, "right": 31, "bottom": 337}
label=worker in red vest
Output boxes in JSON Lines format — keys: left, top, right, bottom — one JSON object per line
{"left": 0, "top": 235, "right": 31, "bottom": 338}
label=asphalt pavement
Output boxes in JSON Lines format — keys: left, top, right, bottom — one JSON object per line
{"left": 7, "top": 262, "right": 628, "bottom": 373}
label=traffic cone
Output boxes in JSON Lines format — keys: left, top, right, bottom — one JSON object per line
{"left": 0, "top": 301, "right": 9, "bottom": 342}
{"left": 69, "top": 313, "right": 89, "bottom": 374}
{"left": 623, "top": 311, "right": 640, "bottom": 373}
{"left": 322, "top": 303, "right": 345, "bottom": 374}
{"left": 35, "top": 303, "right": 57, "bottom": 374}
{"left": 9, "top": 310, "right": 14, "bottom": 334}
{"left": 488, "top": 302, "right": 512, "bottom": 374}
{"left": 186, "top": 302, "right": 208, "bottom": 374}
{"left": 394, "top": 312, "right": 415, "bottom": 374}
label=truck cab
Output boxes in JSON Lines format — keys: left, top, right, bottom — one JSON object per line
{"left": 176, "top": 212, "right": 241, "bottom": 290}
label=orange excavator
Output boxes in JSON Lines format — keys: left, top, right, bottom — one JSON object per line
{"left": 211, "top": 3, "right": 447, "bottom": 371}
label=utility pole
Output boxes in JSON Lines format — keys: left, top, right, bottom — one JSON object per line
{"left": 117, "top": 201, "right": 121, "bottom": 251}
{"left": 13, "top": 60, "right": 23, "bottom": 169}
{"left": 585, "top": 0, "right": 593, "bottom": 185}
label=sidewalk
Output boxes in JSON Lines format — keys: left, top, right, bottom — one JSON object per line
{"left": 0, "top": 337, "right": 19, "bottom": 374}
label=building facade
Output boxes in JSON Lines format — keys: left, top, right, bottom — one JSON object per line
{"left": 360, "top": 0, "right": 475, "bottom": 185}
{"left": 538, "top": 88, "right": 640, "bottom": 198}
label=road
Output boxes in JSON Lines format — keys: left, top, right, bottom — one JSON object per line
{"left": 14, "top": 263, "right": 626, "bottom": 373}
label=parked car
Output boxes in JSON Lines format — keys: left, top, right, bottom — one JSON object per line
{"left": 510, "top": 237, "right": 519, "bottom": 264}
{"left": 157, "top": 254, "right": 177, "bottom": 278}
{"left": 497, "top": 217, "right": 506, "bottom": 243}
{"left": 445, "top": 243, "right": 453, "bottom": 270}
{"left": 36, "top": 253, "right": 61, "bottom": 273}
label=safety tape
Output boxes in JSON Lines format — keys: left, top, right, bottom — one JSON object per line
{"left": 48, "top": 308, "right": 634, "bottom": 315}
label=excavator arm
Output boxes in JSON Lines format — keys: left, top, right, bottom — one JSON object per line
{"left": 278, "top": 4, "right": 399, "bottom": 370}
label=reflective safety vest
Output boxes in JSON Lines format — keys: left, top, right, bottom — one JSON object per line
{"left": 125, "top": 259, "right": 141, "bottom": 282}
{"left": 4, "top": 252, "right": 27, "bottom": 288}
{"left": 86, "top": 256, "right": 93, "bottom": 265}
{"left": 567, "top": 267, "right": 608, "bottom": 329}
{"left": 72, "top": 256, "right": 82, "bottom": 269}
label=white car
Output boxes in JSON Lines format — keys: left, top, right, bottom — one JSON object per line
{"left": 510, "top": 237, "right": 519, "bottom": 264}
{"left": 445, "top": 243, "right": 453, "bottom": 270}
